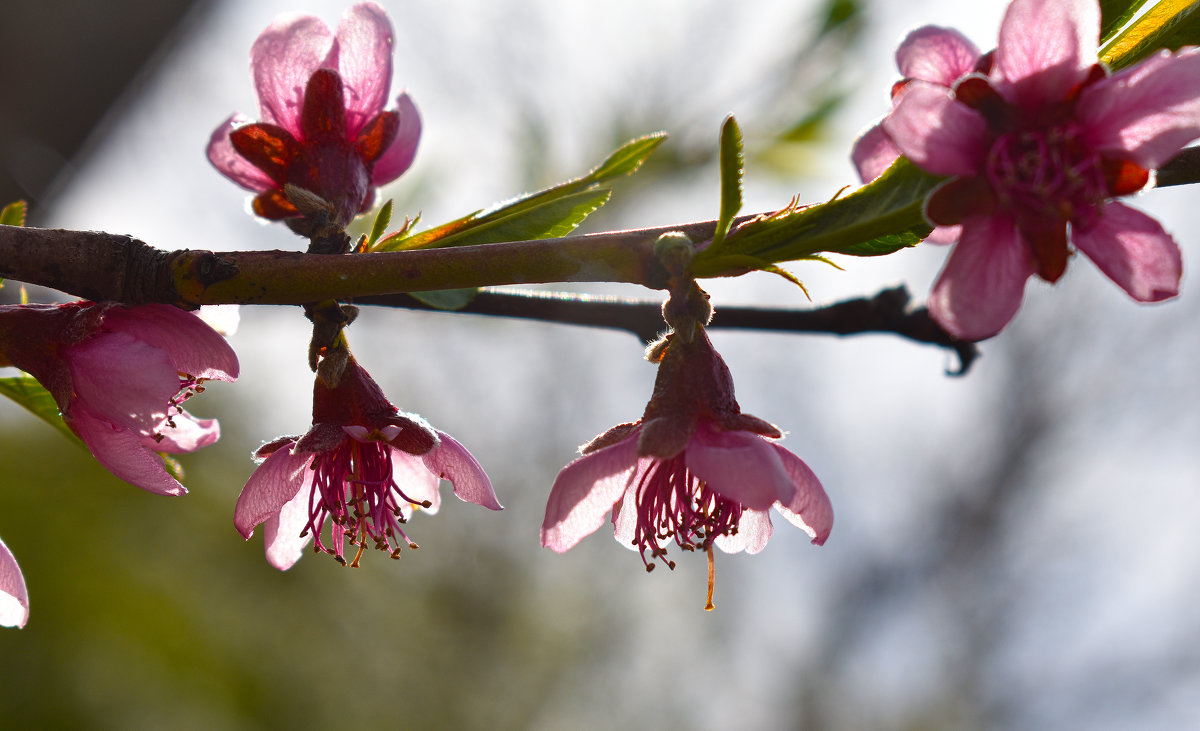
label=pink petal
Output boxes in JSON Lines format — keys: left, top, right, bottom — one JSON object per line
{"left": 926, "top": 224, "right": 963, "bottom": 244}
{"left": 149, "top": 413, "right": 220, "bottom": 454}
{"left": 69, "top": 410, "right": 188, "bottom": 496}
{"left": 370, "top": 92, "right": 421, "bottom": 185}
{"left": 851, "top": 123, "right": 901, "bottom": 183}
{"left": 884, "top": 83, "right": 989, "bottom": 176}
{"left": 994, "top": 0, "right": 1098, "bottom": 112}
{"left": 685, "top": 424, "right": 793, "bottom": 512}
{"left": 422, "top": 431, "right": 502, "bottom": 510}
{"left": 928, "top": 213, "right": 1036, "bottom": 340}
{"left": 0, "top": 537, "right": 29, "bottom": 629}
{"left": 335, "top": 2, "right": 394, "bottom": 138}
{"left": 207, "top": 115, "right": 276, "bottom": 191}
{"left": 390, "top": 449, "right": 442, "bottom": 514}
{"left": 1073, "top": 202, "right": 1181, "bottom": 302}
{"left": 1078, "top": 48, "right": 1200, "bottom": 169}
{"left": 897, "top": 26, "right": 981, "bottom": 86}
{"left": 234, "top": 447, "right": 310, "bottom": 538}
{"left": 771, "top": 443, "right": 834, "bottom": 545}
{"left": 714, "top": 509, "right": 774, "bottom": 555}
{"left": 541, "top": 434, "right": 639, "bottom": 553}
{"left": 252, "top": 13, "right": 337, "bottom": 134}
{"left": 610, "top": 481, "right": 640, "bottom": 550}
{"left": 262, "top": 486, "right": 314, "bottom": 571}
{"left": 68, "top": 334, "right": 178, "bottom": 433}
{"left": 101, "top": 305, "right": 239, "bottom": 382}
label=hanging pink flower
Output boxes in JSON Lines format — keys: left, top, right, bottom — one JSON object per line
{"left": 883, "top": 0, "right": 1200, "bottom": 340}
{"left": 0, "top": 302, "right": 239, "bottom": 496}
{"left": 207, "top": 2, "right": 421, "bottom": 227}
{"left": 234, "top": 356, "right": 500, "bottom": 570}
{"left": 541, "top": 330, "right": 832, "bottom": 572}
{"left": 0, "top": 537, "right": 29, "bottom": 629}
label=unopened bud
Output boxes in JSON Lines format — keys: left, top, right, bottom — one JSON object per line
{"left": 654, "top": 232, "right": 695, "bottom": 280}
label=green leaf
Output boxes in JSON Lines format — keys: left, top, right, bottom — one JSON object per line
{"left": 1101, "top": 0, "right": 1152, "bottom": 43}
{"left": 408, "top": 288, "right": 479, "bottom": 310}
{"left": 375, "top": 132, "right": 665, "bottom": 252}
{"left": 367, "top": 199, "right": 393, "bottom": 248}
{"left": 0, "top": 200, "right": 25, "bottom": 227}
{"left": 691, "top": 157, "right": 939, "bottom": 277}
{"left": 0, "top": 374, "right": 83, "bottom": 448}
{"left": 710, "top": 116, "right": 744, "bottom": 250}
{"left": 1100, "top": 0, "right": 1200, "bottom": 70}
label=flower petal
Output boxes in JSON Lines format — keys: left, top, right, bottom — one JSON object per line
{"left": 0, "top": 537, "right": 29, "bottom": 629}
{"left": 207, "top": 115, "right": 276, "bottom": 191}
{"left": 234, "top": 447, "right": 310, "bottom": 538}
{"left": 685, "top": 424, "right": 793, "bottom": 512}
{"left": 926, "top": 224, "right": 963, "bottom": 244}
{"left": 68, "top": 334, "right": 178, "bottom": 433}
{"left": 1078, "top": 48, "right": 1200, "bottom": 169}
{"left": 102, "top": 305, "right": 239, "bottom": 382}
{"left": 262, "top": 486, "right": 314, "bottom": 571}
{"left": 714, "top": 509, "right": 774, "bottom": 555}
{"left": 370, "top": 92, "right": 420, "bottom": 185}
{"left": 993, "top": 0, "right": 1098, "bottom": 111}
{"left": 1073, "top": 202, "right": 1181, "bottom": 302}
{"left": 150, "top": 413, "right": 221, "bottom": 454}
{"left": 884, "top": 82, "right": 990, "bottom": 176}
{"left": 541, "top": 433, "right": 639, "bottom": 553}
{"left": 390, "top": 449, "right": 442, "bottom": 514}
{"left": 422, "top": 431, "right": 502, "bottom": 510}
{"left": 928, "top": 213, "right": 1036, "bottom": 340}
{"left": 771, "top": 443, "right": 834, "bottom": 546}
{"left": 335, "top": 2, "right": 394, "bottom": 138}
{"left": 251, "top": 13, "right": 337, "bottom": 133}
{"left": 70, "top": 410, "right": 188, "bottom": 496}
{"left": 897, "top": 26, "right": 981, "bottom": 86}
{"left": 851, "top": 123, "right": 901, "bottom": 183}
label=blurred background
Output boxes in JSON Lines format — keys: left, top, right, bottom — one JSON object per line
{"left": 2, "top": 0, "right": 1199, "bottom": 728}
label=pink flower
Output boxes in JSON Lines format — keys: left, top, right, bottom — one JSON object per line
{"left": 207, "top": 2, "right": 421, "bottom": 227}
{"left": 541, "top": 330, "right": 832, "bottom": 570}
{"left": 234, "top": 356, "right": 501, "bottom": 570}
{"left": 884, "top": 0, "right": 1200, "bottom": 340}
{"left": 0, "top": 303, "right": 239, "bottom": 496}
{"left": 0, "top": 537, "right": 29, "bottom": 629}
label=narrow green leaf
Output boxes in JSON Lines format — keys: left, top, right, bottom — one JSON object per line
{"left": 375, "top": 132, "right": 666, "bottom": 252}
{"left": 1100, "top": 0, "right": 1200, "bottom": 70}
{"left": 0, "top": 374, "right": 82, "bottom": 448}
{"left": 710, "top": 116, "right": 744, "bottom": 251}
{"left": 0, "top": 200, "right": 25, "bottom": 227}
{"left": 1100, "top": 0, "right": 1153, "bottom": 43}
{"left": 691, "top": 157, "right": 939, "bottom": 276}
{"left": 408, "top": 288, "right": 479, "bottom": 310}
{"left": 367, "top": 199, "right": 393, "bottom": 248}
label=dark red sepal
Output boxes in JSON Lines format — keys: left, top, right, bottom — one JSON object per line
{"left": 354, "top": 111, "right": 400, "bottom": 164}
{"left": 1020, "top": 217, "right": 1069, "bottom": 282}
{"left": 230, "top": 123, "right": 299, "bottom": 184}
{"left": 1102, "top": 157, "right": 1150, "bottom": 196}
{"left": 925, "top": 176, "right": 996, "bottom": 226}
{"left": 301, "top": 68, "right": 348, "bottom": 144}
{"left": 953, "top": 76, "right": 1013, "bottom": 131}
{"left": 252, "top": 189, "right": 298, "bottom": 220}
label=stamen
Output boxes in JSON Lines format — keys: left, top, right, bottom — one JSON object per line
{"left": 705, "top": 544, "right": 716, "bottom": 612}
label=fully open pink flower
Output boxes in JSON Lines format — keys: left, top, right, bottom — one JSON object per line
{"left": 884, "top": 0, "right": 1200, "bottom": 340}
{"left": 541, "top": 330, "right": 831, "bottom": 569}
{"left": 0, "top": 303, "right": 239, "bottom": 495}
{"left": 235, "top": 356, "right": 500, "bottom": 570}
{"left": 208, "top": 2, "right": 420, "bottom": 226}
{"left": 0, "top": 537, "right": 29, "bottom": 629}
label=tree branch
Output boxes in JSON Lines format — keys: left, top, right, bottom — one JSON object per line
{"left": 354, "top": 285, "right": 980, "bottom": 375}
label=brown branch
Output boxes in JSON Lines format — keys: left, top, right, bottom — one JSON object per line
{"left": 354, "top": 285, "right": 980, "bottom": 375}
